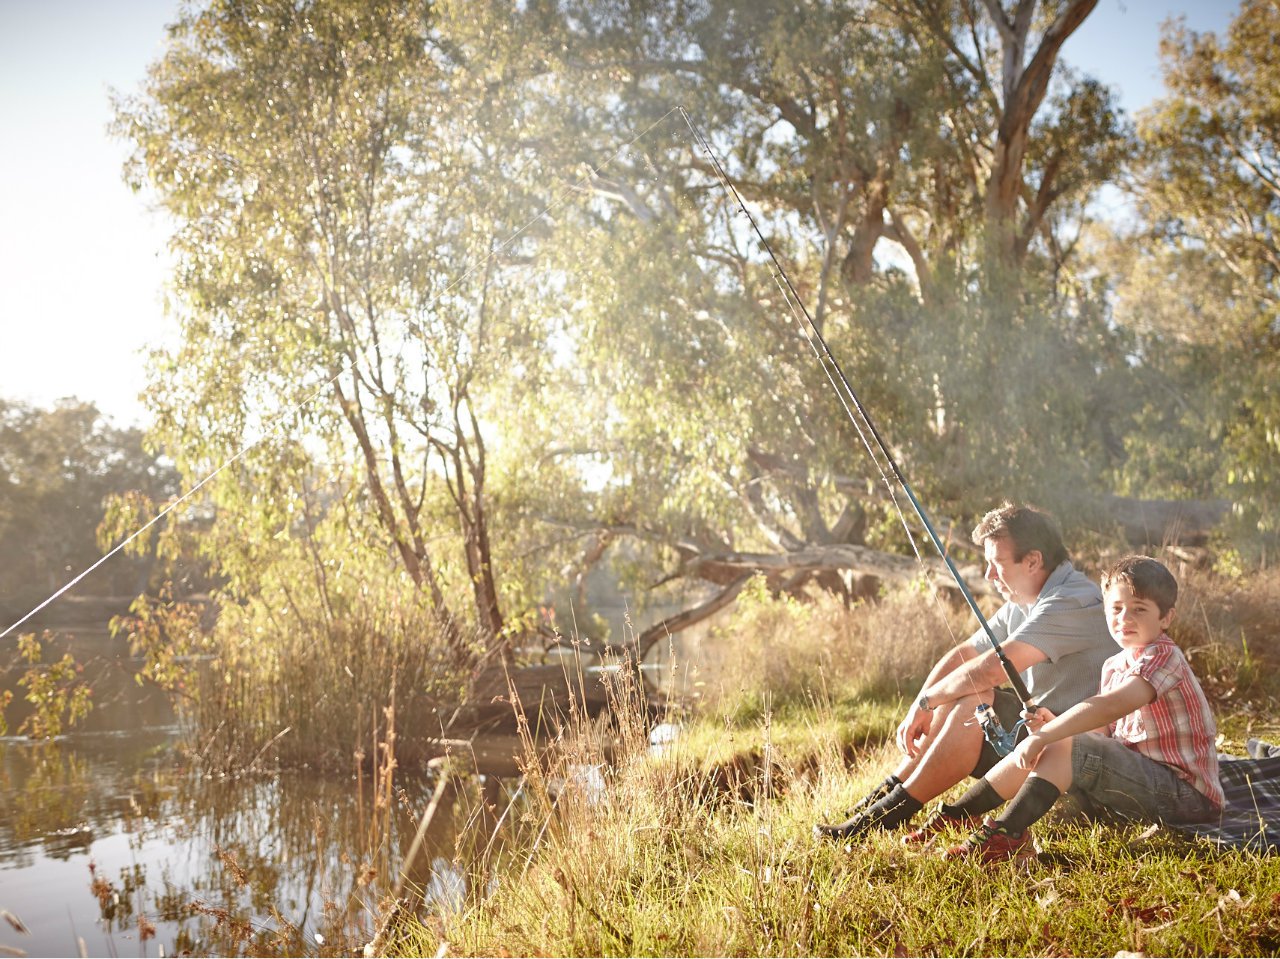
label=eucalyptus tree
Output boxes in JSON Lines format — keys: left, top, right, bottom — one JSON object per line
{"left": 114, "top": 0, "right": 593, "bottom": 681}
{"left": 1119, "top": 0, "right": 1280, "bottom": 556}
{"left": 462, "top": 0, "right": 1136, "bottom": 645}
{"left": 114, "top": 0, "right": 1143, "bottom": 692}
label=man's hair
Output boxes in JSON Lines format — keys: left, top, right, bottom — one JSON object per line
{"left": 1101, "top": 555, "right": 1178, "bottom": 615}
{"left": 970, "top": 502, "right": 1069, "bottom": 570}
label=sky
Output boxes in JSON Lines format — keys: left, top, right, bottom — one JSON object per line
{"left": 0, "top": 0, "right": 1241, "bottom": 428}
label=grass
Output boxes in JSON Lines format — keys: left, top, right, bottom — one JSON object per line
{"left": 390, "top": 707, "right": 1280, "bottom": 957}
{"left": 380, "top": 565, "right": 1280, "bottom": 958}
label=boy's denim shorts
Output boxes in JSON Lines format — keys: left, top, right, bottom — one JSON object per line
{"left": 1070, "top": 731, "right": 1216, "bottom": 824}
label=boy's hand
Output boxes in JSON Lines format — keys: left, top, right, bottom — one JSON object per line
{"left": 1020, "top": 706, "right": 1055, "bottom": 733}
{"left": 1013, "top": 732, "right": 1048, "bottom": 770}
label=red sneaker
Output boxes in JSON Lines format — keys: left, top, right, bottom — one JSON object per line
{"left": 901, "top": 806, "right": 978, "bottom": 846}
{"left": 942, "top": 818, "right": 1034, "bottom": 864}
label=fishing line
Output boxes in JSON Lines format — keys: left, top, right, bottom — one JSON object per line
{"left": 678, "top": 107, "right": 1034, "bottom": 714}
{"left": 0, "top": 106, "right": 686, "bottom": 642}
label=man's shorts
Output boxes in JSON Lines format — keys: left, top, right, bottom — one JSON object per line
{"left": 1068, "top": 731, "right": 1216, "bottom": 824}
{"left": 970, "top": 687, "right": 1027, "bottom": 778}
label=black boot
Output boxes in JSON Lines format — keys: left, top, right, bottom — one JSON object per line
{"left": 813, "top": 810, "right": 874, "bottom": 841}
{"left": 812, "top": 775, "right": 898, "bottom": 840}
{"left": 814, "top": 782, "right": 920, "bottom": 841}
{"left": 821, "top": 774, "right": 899, "bottom": 827}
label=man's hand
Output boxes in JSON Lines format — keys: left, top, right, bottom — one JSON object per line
{"left": 1013, "top": 732, "right": 1048, "bottom": 770}
{"left": 896, "top": 703, "right": 933, "bottom": 758}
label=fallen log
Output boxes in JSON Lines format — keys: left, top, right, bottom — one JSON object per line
{"left": 1098, "top": 495, "right": 1231, "bottom": 547}
{"left": 676, "top": 543, "right": 992, "bottom": 595}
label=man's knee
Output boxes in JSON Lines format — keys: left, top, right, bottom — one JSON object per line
{"left": 934, "top": 693, "right": 988, "bottom": 736}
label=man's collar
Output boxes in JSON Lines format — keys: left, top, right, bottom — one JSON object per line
{"left": 1022, "top": 560, "right": 1073, "bottom": 610}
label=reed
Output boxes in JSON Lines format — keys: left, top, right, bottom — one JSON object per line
{"left": 114, "top": 578, "right": 469, "bottom": 773}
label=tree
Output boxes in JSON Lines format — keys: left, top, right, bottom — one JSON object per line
{"left": 0, "top": 397, "right": 178, "bottom": 623}
{"left": 115, "top": 0, "right": 592, "bottom": 670}
{"left": 115, "top": 0, "right": 1145, "bottom": 694}
{"left": 463, "top": 0, "right": 1134, "bottom": 635}
{"left": 1120, "top": 1, "right": 1280, "bottom": 556}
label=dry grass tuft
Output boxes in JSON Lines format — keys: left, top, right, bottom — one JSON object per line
{"left": 684, "top": 575, "right": 978, "bottom": 722}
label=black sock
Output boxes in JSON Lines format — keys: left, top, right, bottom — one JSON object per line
{"left": 841, "top": 774, "right": 900, "bottom": 817}
{"left": 867, "top": 783, "right": 924, "bottom": 829}
{"left": 995, "top": 777, "right": 1061, "bottom": 835}
{"left": 944, "top": 778, "right": 1006, "bottom": 818}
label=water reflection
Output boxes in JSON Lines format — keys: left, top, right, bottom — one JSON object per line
{"left": 0, "top": 622, "right": 616, "bottom": 956}
{"left": 0, "top": 730, "right": 527, "bottom": 957}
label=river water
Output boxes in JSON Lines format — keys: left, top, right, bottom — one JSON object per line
{"left": 0, "top": 625, "right": 526, "bottom": 957}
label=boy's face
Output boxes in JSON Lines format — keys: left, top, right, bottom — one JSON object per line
{"left": 1104, "top": 581, "right": 1174, "bottom": 650}
{"left": 982, "top": 536, "right": 1043, "bottom": 605}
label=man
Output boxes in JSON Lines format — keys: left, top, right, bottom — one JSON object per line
{"left": 814, "top": 502, "right": 1118, "bottom": 841}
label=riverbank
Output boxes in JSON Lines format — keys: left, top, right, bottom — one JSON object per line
{"left": 391, "top": 567, "right": 1280, "bottom": 958}
{"left": 399, "top": 700, "right": 1280, "bottom": 957}
{"left": 4, "top": 565, "right": 1278, "bottom": 956}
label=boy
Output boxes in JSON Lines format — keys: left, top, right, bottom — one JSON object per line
{"left": 917, "top": 555, "right": 1222, "bottom": 863}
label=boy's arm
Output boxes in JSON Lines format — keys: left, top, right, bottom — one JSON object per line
{"left": 1014, "top": 675, "right": 1155, "bottom": 769}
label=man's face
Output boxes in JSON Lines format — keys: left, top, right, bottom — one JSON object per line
{"left": 983, "top": 536, "right": 1043, "bottom": 605}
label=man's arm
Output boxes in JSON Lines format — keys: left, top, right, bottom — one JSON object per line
{"left": 896, "top": 640, "right": 979, "bottom": 755}
{"left": 896, "top": 636, "right": 1046, "bottom": 756}
{"left": 918, "top": 638, "right": 1048, "bottom": 710}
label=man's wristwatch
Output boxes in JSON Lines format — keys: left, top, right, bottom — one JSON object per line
{"left": 916, "top": 693, "right": 932, "bottom": 712}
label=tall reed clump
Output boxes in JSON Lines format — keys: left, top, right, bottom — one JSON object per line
{"left": 1160, "top": 561, "right": 1280, "bottom": 733}
{"left": 116, "top": 565, "right": 471, "bottom": 772}
{"left": 690, "top": 574, "right": 979, "bottom": 723}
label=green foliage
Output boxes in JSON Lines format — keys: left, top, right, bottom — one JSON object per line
{"left": 1121, "top": 0, "right": 1280, "bottom": 554}
{"left": 0, "top": 397, "right": 178, "bottom": 618}
{"left": 8, "top": 633, "right": 94, "bottom": 740}
{"left": 109, "top": 483, "right": 474, "bottom": 770}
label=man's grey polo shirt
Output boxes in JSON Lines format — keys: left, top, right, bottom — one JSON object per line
{"left": 967, "top": 560, "right": 1118, "bottom": 715}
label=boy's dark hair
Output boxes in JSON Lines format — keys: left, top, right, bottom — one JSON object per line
{"left": 1101, "top": 555, "right": 1178, "bottom": 615}
{"left": 970, "top": 502, "right": 1069, "bottom": 570}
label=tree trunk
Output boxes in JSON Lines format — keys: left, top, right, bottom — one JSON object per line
{"left": 982, "top": 0, "right": 1099, "bottom": 264}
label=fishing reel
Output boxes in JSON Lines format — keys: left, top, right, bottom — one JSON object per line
{"left": 974, "top": 701, "right": 1026, "bottom": 758}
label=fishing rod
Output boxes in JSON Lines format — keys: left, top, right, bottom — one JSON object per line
{"left": 678, "top": 108, "right": 1032, "bottom": 750}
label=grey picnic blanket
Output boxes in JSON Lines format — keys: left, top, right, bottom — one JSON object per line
{"left": 1171, "top": 738, "right": 1280, "bottom": 852}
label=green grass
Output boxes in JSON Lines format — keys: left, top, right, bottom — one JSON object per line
{"left": 380, "top": 569, "right": 1280, "bottom": 957}
{"left": 380, "top": 697, "right": 1280, "bottom": 958}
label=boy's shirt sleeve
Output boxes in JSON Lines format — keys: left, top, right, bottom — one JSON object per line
{"left": 1130, "top": 643, "right": 1181, "bottom": 697}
